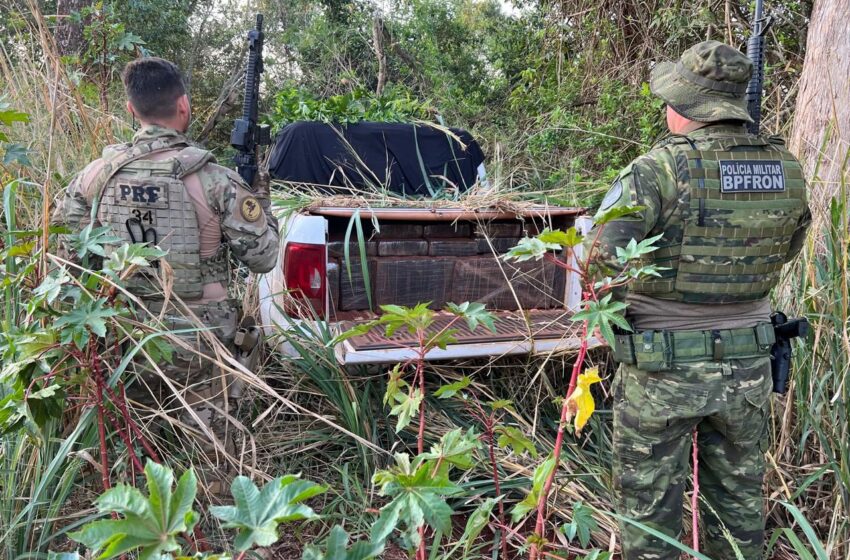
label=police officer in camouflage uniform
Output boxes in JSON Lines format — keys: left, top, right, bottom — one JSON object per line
{"left": 583, "top": 41, "right": 811, "bottom": 559}
{"left": 52, "top": 58, "right": 279, "bottom": 482}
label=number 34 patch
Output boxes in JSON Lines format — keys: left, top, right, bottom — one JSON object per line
{"left": 240, "top": 196, "right": 263, "bottom": 222}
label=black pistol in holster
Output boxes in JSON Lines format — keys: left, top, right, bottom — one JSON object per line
{"left": 770, "top": 312, "right": 808, "bottom": 394}
{"left": 234, "top": 316, "right": 263, "bottom": 373}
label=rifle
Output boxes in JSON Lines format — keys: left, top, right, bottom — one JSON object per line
{"left": 231, "top": 14, "right": 271, "bottom": 188}
{"left": 745, "top": 0, "right": 773, "bottom": 135}
{"left": 770, "top": 312, "right": 808, "bottom": 394}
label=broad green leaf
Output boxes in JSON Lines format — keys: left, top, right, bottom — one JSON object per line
{"left": 210, "top": 474, "right": 325, "bottom": 552}
{"left": 54, "top": 298, "right": 120, "bottom": 348}
{"left": 433, "top": 376, "right": 471, "bottom": 399}
{"left": 615, "top": 234, "right": 664, "bottom": 263}
{"left": 69, "top": 461, "right": 198, "bottom": 559}
{"left": 561, "top": 501, "right": 598, "bottom": 548}
{"left": 502, "top": 237, "right": 560, "bottom": 262}
{"left": 116, "top": 32, "right": 145, "bottom": 50}
{"left": 419, "top": 428, "right": 481, "bottom": 473}
{"left": 0, "top": 107, "right": 29, "bottom": 125}
{"left": 571, "top": 294, "right": 631, "bottom": 346}
{"left": 389, "top": 388, "right": 423, "bottom": 432}
{"left": 370, "top": 498, "right": 403, "bottom": 545}
{"left": 3, "top": 142, "right": 30, "bottom": 166}
{"left": 537, "top": 227, "right": 583, "bottom": 248}
{"left": 371, "top": 454, "right": 463, "bottom": 549}
{"left": 495, "top": 425, "right": 538, "bottom": 457}
{"left": 302, "top": 525, "right": 384, "bottom": 560}
{"left": 33, "top": 271, "right": 70, "bottom": 304}
{"left": 565, "top": 368, "right": 603, "bottom": 434}
{"left": 383, "top": 364, "right": 408, "bottom": 406}
{"left": 103, "top": 244, "right": 167, "bottom": 279}
{"left": 593, "top": 205, "right": 646, "bottom": 225}
{"left": 460, "top": 498, "right": 497, "bottom": 554}
{"left": 489, "top": 399, "right": 514, "bottom": 411}
{"left": 70, "top": 224, "right": 122, "bottom": 260}
{"left": 333, "top": 321, "right": 376, "bottom": 345}
{"left": 511, "top": 454, "right": 556, "bottom": 523}
{"left": 445, "top": 301, "right": 497, "bottom": 334}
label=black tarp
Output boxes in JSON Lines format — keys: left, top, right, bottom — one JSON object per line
{"left": 267, "top": 121, "right": 486, "bottom": 196}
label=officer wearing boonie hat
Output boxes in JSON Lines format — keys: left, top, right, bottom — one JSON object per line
{"left": 581, "top": 41, "right": 811, "bottom": 559}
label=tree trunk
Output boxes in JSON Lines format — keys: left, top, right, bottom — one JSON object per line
{"left": 373, "top": 17, "right": 387, "bottom": 96}
{"left": 789, "top": 0, "right": 850, "bottom": 202}
{"left": 55, "top": 0, "right": 87, "bottom": 56}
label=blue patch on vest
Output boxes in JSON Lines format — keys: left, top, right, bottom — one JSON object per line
{"left": 719, "top": 160, "right": 785, "bottom": 193}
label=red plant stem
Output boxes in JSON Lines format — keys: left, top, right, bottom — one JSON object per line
{"left": 107, "top": 383, "right": 162, "bottom": 463}
{"left": 692, "top": 428, "right": 700, "bottom": 551}
{"left": 193, "top": 525, "right": 211, "bottom": 552}
{"left": 485, "top": 414, "right": 509, "bottom": 559}
{"left": 103, "top": 404, "right": 145, "bottom": 474}
{"left": 529, "top": 319, "right": 589, "bottom": 560}
{"left": 90, "top": 349, "right": 112, "bottom": 492}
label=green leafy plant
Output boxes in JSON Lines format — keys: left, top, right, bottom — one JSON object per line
{"left": 210, "top": 475, "right": 327, "bottom": 552}
{"left": 70, "top": 461, "right": 198, "bottom": 559}
{"left": 0, "top": 99, "right": 30, "bottom": 168}
{"left": 302, "top": 525, "right": 384, "bottom": 560}
{"left": 371, "top": 452, "right": 465, "bottom": 551}
{"left": 271, "top": 86, "right": 432, "bottom": 127}
{"left": 503, "top": 205, "right": 664, "bottom": 558}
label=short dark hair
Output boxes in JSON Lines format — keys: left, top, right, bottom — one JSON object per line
{"left": 121, "top": 57, "right": 186, "bottom": 120}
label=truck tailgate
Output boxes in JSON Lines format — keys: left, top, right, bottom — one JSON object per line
{"left": 335, "top": 309, "right": 599, "bottom": 364}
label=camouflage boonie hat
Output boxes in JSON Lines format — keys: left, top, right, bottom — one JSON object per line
{"left": 650, "top": 40, "right": 754, "bottom": 123}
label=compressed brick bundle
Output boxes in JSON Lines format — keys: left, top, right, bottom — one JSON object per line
{"left": 378, "top": 240, "right": 429, "bottom": 256}
{"left": 452, "top": 257, "right": 566, "bottom": 310}
{"left": 476, "top": 237, "right": 521, "bottom": 254}
{"left": 474, "top": 221, "right": 522, "bottom": 238}
{"left": 339, "top": 258, "right": 377, "bottom": 311}
{"left": 327, "top": 241, "right": 378, "bottom": 258}
{"left": 375, "top": 223, "right": 424, "bottom": 239}
{"left": 424, "top": 222, "right": 472, "bottom": 238}
{"left": 374, "top": 258, "right": 456, "bottom": 308}
{"left": 429, "top": 240, "right": 479, "bottom": 257}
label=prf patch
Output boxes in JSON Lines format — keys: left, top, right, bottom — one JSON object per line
{"left": 240, "top": 196, "right": 262, "bottom": 222}
{"left": 719, "top": 160, "right": 785, "bottom": 193}
{"left": 114, "top": 180, "right": 169, "bottom": 208}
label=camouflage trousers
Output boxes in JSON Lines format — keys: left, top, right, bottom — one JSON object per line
{"left": 125, "top": 299, "right": 243, "bottom": 489}
{"left": 612, "top": 355, "right": 773, "bottom": 559}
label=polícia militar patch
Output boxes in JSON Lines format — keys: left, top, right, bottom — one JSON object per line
{"left": 719, "top": 160, "right": 785, "bottom": 193}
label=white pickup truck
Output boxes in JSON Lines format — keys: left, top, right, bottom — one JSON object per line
{"left": 258, "top": 205, "right": 593, "bottom": 365}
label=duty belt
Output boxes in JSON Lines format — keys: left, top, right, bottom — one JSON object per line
{"left": 612, "top": 323, "right": 775, "bottom": 371}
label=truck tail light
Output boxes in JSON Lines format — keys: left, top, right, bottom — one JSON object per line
{"left": 283, "top": 242, "right": 326, "bottom": 318}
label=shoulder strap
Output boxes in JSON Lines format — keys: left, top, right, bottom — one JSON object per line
{"left": 175, "top": 146, "right": 215, "bottom": 178}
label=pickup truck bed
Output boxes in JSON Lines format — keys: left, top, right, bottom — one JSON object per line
{"left": 259, "top": 205, "right": 593, "bottom": 364}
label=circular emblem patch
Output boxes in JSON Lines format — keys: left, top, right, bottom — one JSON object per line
{"left": 241, "top": 196, "right": 262, "bottom": 222}
{"left": 599, "top": 180, "right": 623, "bottom": 211}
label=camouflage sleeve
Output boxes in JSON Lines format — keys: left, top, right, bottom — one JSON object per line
{"left": 200, "top": 164, "right": 280, "bottom": 274}
{"left": 581, "top": 156, "right": 664, "bottom": 276}
{"left": 786, "top": 204, "right": 812, "bottom": 261}
{"left": 50, "top": 161, "right": 101, "bottom": 261}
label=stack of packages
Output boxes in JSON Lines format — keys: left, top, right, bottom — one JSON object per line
{"left": 326, "top": 220, "right": 566, "bottom": 314}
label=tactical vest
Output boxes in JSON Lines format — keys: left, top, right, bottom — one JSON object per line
{"left": 89, "top": 137, "right": 229, "bottom": 300}
{"left": 631, "top": 131, "right": 807, "bottom": 304}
